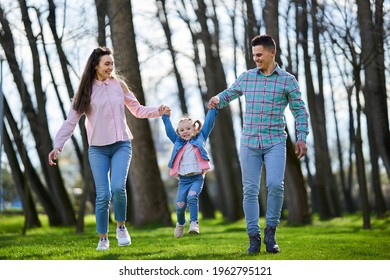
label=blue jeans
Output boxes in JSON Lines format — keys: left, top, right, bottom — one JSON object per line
{"left": 88, "top": 140, "right": 132, "bottom": 234}
{"left": 239, "top": 142, "right": 286, "bottom": 235}
{"left": 176, "top": 174, "right": 204, "bottom": 225}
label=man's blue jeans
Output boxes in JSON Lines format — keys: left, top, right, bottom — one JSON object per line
{"left": 88, "top": 140, "right": 131, "bottom": 234}
{"left": 239, "top": 142, "right": 286, "bottom": 235}
{"left": 176, "top": 174, "right": 204, "bottom": 225}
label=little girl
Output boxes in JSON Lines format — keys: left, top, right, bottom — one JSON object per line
{"left": 162, "top": 108, "right": 218, "bottom": 238}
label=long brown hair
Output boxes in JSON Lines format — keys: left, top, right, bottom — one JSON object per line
{"left": 72, "top": 47, "right": 113, "bottom": 114}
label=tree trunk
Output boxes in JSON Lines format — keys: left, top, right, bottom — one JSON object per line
{"left": 363, "top": 91, "right": 387, "bottom": 218}
{"left": 310, "top": 0, "right": 341, "bottom": 216}
{"left": 94, "top": 0, "right": 107, "bottom": 47}
{"left": 76, "top": 126, "right": 96, "bottom": 233}
{"left": 192, "top": 0, "right": 243, "bottom": 221}
{"left": 3, "top": 123, "right": 41, "bottom": 228}
{"left": 9, "top": 0, "right": 76, "bottom": 225}
{"left": 264, "top": 0, "right": 282, "bottom": 65}
{"left": 243, "top": 0, "right": 258, "bottom": 69}
{"left": 47, "top": 0, "right": 99, "bottom": 230}
{"left": 107, "top": 0, "right": 172, "bottom": 226}
{"left": 356, "top": 0, "right": 390, "bottom": 179}
{"left": 222, "top": 0, "right": 244, "bottom": 129}
{"left": 324, "top": 49, "right": 353, "bottom": 213}
{"left": 353, "top": 65, "right": 371, "bottom": 229}
{"left": 297, "top": 0, "right": 339, "bottom": 219}
{"left": 347, "top": 87, "right": 357, "bottom": 212}
{"left": 285, "top": 132, "right": 311, "bottom": 224}
{"left": 156, "top": 0, "right": 187, "bottom": 114}
{"left": 4, "top": 96, "right": 61, "bottom": 226}
{"left": 41, "top": 2, "right": 84, "bottom": 169}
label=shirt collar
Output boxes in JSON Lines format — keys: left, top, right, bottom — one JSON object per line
{"left": 93, "top": 78, "right": 110, "bottom": 86}
{"left": 257, "top": 63, "right": 281, "bottom": 76}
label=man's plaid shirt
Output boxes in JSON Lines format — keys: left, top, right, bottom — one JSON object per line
{"left": 217, "top": 65, "right": 309, "bottom": 149}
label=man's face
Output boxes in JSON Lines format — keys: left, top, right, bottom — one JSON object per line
{"left": 252, "top": 45, "right": 275, "bottom": 72}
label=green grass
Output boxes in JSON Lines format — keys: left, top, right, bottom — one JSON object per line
{"left": 0, "top": 212, "right": 389, "bottom": 260}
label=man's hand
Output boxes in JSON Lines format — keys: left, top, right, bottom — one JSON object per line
{"left": 295, "top": 141, "right": 307, "bottom": 159}
{"left": 208, "top": 96, "right": 220, "bottom": 109}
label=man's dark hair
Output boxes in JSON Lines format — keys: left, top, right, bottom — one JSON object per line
{"left": 251, "top": 35, "right": 276, "bottom": 50}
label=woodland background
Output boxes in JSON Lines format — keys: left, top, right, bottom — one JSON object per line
{"left": 0, "top": 0, "right": 389, "bottom": 233}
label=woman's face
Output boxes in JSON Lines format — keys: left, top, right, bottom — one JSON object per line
{"left": 177, "top": 120, "right": 195, "bottom": 140}
{"left": 95, "top": 54, "right": 114, "bottom": 80}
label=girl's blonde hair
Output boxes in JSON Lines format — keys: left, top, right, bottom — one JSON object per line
{"left": 176, "top": 114, "right": 202, "bottom": 136}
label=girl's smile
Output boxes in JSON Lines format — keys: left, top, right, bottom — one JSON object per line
{"left": 177, "top": 120, "right": 195, "bottom": 140}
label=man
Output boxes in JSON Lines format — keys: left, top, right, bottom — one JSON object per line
{"left": 208, "top": 35, "right": 309, "bottom": 254}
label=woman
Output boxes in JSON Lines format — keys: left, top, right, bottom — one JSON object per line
{"left": 48, "top": 47, "right": 170, "bottom": 250}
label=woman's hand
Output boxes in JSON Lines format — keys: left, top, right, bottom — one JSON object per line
{"left": 159, "top": 105, "right": 171, "bottom": 116}
{"left": 48, "top": 148, "right": 61, "bottom": 166}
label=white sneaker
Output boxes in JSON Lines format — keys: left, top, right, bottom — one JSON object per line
{"left": 174, "top": 223, "right": 185, "bottom": 238}
{"left": 116, "top": 226, "right": 131, "bottom": 246}
{"left": 189, "top": 221, "right": 200, "bottom": 234}
{"left": 96, "top": 238, "right": 109, "bottom": 250}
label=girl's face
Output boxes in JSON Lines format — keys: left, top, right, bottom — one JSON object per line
{"left": 177, "top": 120, "right": 195, "bottom": 140}
{"left": 95, "top": 54, "right": 114, "bottom": 81}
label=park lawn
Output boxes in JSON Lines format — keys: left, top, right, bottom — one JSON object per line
{"left": 0, "top": 212, "right": 389, "bottom": 260}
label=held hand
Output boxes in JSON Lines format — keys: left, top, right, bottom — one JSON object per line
{"left": 48, "top": 148, "right": 60, "bottom": 166}
{"left": 159, "top": 105, "right": 171, "bottom": 116}
{"left": 295, "top": 141, "right": 307, "bottom": 159}
{"left": 208, "top": 96, "right": 220, "bottom": 109}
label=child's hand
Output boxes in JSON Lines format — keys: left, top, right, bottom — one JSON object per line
{"left": 159, "top": 105, "right": 171, "bottom": 116}
{"left": 208, "top": 96, "right": 219, "bottom": 109}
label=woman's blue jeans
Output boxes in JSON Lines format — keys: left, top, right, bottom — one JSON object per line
{"left": 239, "top": 142, "right": 286, "bottom": 235}
{"left": 176, "top": 174, "right": 204, "bottom": 225}
{"left": 88, "top": 140, "right": 131, "bottom": 234}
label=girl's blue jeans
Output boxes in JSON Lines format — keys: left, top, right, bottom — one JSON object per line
{"left": 176, "top": 174, "right": 204, "bottom": 225}
{"left": 88, "top": 140, "right": 131, "bottom": 234}
{"left": 239, "top": 142, "right": 286, "bottom": 235}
